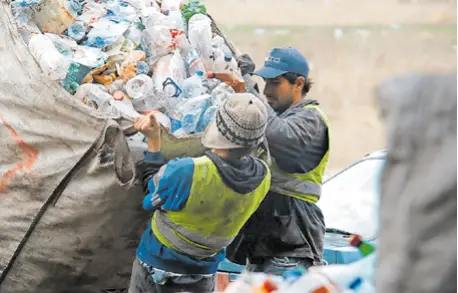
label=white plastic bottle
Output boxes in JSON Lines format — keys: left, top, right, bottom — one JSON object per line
{"left": 211, "top": 35, "right": 244, "bottom": 82}
{"left": 28, "top": 33, "right": 71, "bottom": 80}
{"left": 181, "top": 71, "right": 207, "bottom": 99}
{"left": 74, "top": 83, "right": 118, "bottom": 116}
{"left": 125, "top": 74, "right": 154, "bottom": 99}
{"left": 187, "top": 13, "right": 213, "bottom": 71}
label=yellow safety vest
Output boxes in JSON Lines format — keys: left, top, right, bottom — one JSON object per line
{"left": 152, "top": 155, "right": 271, "bottom": 258}
{"left": 267, "top": 104, "right": 330, "bottom": 204}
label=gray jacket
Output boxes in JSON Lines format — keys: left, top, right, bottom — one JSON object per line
{"left": 227, "top": 75, "right": 328, "bottom": 262}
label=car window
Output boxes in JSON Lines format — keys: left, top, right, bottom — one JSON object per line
{"left": 318, "top": 158, "right": 385, "bottom": 240}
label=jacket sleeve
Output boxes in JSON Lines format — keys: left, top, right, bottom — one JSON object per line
{"left": 265, "top": 108, "right": 324, "bottom": 173}
{"left": 139, "top": 151, "right": 195, "bottom": 212}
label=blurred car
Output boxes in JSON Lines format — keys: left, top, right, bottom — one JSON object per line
{"left": 216, "top": 150, "right": 386, "bottom": 289}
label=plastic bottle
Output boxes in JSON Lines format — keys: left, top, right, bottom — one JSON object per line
{"left": 181, "top": 0, "right": 207, "bottom": 23}
{"left": 161, "top": 0, "right": 184, "bottom": 11}
{"left": 306, "top": 254, "right": 377, "bottom": 291}
{"left": 67, "top": 22, "right": 86, "bottom": 41}
{"left": 28, "top": 34, "right": 71, "bottom": 80}
{"left": 124, "top": 21, "right": 144, "bottom": 46}
{"left": 125, "top": 74, "right": 154, "bottom": 99}
{"left": 167, "top": 10, "right": 186, "bottom": 31}
{"left": 276, "top": 272, "right": 341, "bottom": 293}
{"left": 152, "top": 51, "right": 187, "bottom": 98}
{"left": 187, "top": 13, "right": 213, "bottom": 70}
{"left": 177, "top": 94, "right": 210, "bottom": 134}
{"left": 349, "top": 235, "right": 375, "bottom": 257}
{"left": 112, "top": 91, "right": 140, "bottom": 119}
{"left": 211, "top": 78, "right": 235, "bottom": 104}
{"left": 63, "top": 0, "right": 82, "bottom": 19}
{"left": 32, "top": 0, "right": 76, "bottom": 34}
{"left": 196, "top": 105, "right": 216, "bottom": 132}
{"left": 74, "top": 84, "right": 118, "bottom": 116}
{"left": 211, "top": 37, "right": 244, "bottom": 83}
{"left": 181, "top": 71, "right": 208, "bottom": 99}
{"left": 84, "top": 19, "right": 130, "bottom": 48}
{"left": 207, "top": 72, "right": 246, "bottom": 93}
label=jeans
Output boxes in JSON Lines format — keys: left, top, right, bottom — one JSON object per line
{"left": 128, "top": 259, "right": 215, "bottom": 293}
{"left": 246, "top": 257, "right": 316, "bottom": 276}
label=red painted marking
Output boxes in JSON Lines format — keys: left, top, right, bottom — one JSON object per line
{"left": 0, "top": 115, "right": 39, "bottom": 193}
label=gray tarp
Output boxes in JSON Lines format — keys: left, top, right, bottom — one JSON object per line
{"left": 376, "top": 73, "right": 457, "bottom": 293}
{"left": 0, "top": 1, "right": 149, "bottom": 292}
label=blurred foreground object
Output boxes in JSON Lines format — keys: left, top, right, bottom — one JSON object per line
{"left": 375, "top": 73, "right": 457, "bottom": 293}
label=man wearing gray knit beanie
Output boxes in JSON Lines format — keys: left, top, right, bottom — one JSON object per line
{"left": 128, "top": 93, "right": 271, "bottom": 293}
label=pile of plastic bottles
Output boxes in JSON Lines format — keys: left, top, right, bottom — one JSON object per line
{"left": 12, "top": 0, "right": 245, "bottom": 137}
{"left": 222, "top": 235, "right": 377, "bottom": 293}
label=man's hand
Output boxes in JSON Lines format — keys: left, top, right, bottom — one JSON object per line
{"left": 237, "top": 54, "right": 256, "bottom": 76}
{"left": 134, "top": 112, "right": 161, "bottom": 152}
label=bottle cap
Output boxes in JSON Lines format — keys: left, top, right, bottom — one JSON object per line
{"left": 350, "top": 234, "right": 363, "bottom": 247}
{"left": 113, "top": 90, "right": 125, "bottom": 101}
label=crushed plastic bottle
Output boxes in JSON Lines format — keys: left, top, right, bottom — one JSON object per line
{"left": 196, "top": 104, "right": 216, "bottom": 132}
{"left": 74, "top": 83, "right": 118, "bottom": 116}
{"left": 28, "top": 34, "right": 71, "bottom": 80}
{"left": 104, "top": 0, "right": 138, "bottom": 23}
{"left": 176, "top": 94, "right": 210, "bottom": 134}
{"left": 211, "top": 81, "right": 235, "bottom": 105}
{"left": 11, "top": 0, "right": 43, "bottom": 29}
{"left": 181, "top": 0, "right": 207, "bottom": 23}
{"left": 188, "top": 13, "right": 213, "bottom": 71}
{"left": 152, "top": 51, "right": 187, "bottom": 98}
{"left": 112, "top": 91, "right": 141, "bottom": 119}
{"left": 84, "top": 19, "right": 130, "bottom": 48}
{"left": 67, "top": 22, "right": 86, "bottom": 41}
{"left": 181, "top": 71, "right": 207, "bottom": 99}
{"left": 124, "top": 20, "right": 144, "bottom": 46}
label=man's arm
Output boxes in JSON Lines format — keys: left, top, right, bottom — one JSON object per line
{"left": 140, "top": 152, "right": 195, "bottom": 212}
{"left": 265, "top": 108, "right": 324, "bottom": 173}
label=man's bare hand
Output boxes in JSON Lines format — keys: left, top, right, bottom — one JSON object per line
{"left": 134, "top": 112, "right": 161, "bottom": 141}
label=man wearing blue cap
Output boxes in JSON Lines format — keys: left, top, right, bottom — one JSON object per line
{"left": 228, "top": 47, "right": 330, "bottom": 274}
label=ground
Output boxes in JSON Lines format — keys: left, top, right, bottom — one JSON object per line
{"left": 205, "top": 0, "right": 457, "bottom": 170}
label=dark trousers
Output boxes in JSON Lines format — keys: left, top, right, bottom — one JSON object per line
{"left": 128, "top": 259, "right": 215, "bottom": 293}
{"left": 246, "top": 257, "right": 316, "bottom": 276}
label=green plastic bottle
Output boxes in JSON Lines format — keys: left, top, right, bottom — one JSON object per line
{"left": 350, "top": 234, "right": 375, "bottom": 256}
{"left": 181, "top": 0, "right": 207, "bottom": 23}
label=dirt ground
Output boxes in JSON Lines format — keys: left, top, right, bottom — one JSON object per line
{"left": 205, "top": 0, "right": 457, "bottom": 170}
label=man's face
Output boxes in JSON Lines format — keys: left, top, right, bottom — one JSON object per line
{"left": 263, "top": 75, "right": 295, "bottom": 114}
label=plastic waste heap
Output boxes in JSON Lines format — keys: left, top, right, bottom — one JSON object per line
{"left": 12, "top": 0, "right": 245, "bottom": 139}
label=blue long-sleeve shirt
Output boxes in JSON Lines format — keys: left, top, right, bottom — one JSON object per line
{"left": 136, "top": 151, "right": 225, "bottom": 275}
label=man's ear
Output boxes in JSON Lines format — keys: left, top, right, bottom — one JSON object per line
{"left": 296, "top": 76, "right": 305, "bottom": 90}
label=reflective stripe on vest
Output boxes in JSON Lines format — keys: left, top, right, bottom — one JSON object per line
{"left": 152, "top": 155, "right": 271, "bottom": 259}
{"left": 270, "top": 104, "right": 330, "bottom": 204}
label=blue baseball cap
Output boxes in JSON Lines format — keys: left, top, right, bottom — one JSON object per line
{"left": 254, "top": 47, "right": 309, "bottom": 78}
